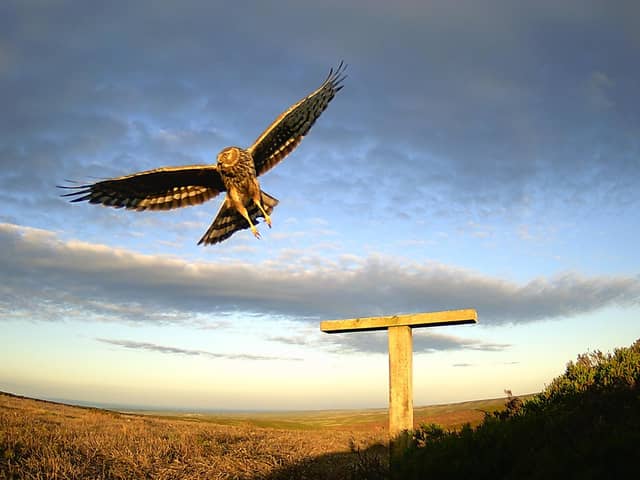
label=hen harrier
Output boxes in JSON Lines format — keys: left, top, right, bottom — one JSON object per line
{"left": 61, "top": 63, "right": 346, "bottom": 245}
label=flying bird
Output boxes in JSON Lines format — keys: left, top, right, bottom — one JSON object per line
{"left": 61, "top": 63, "right": 346, "bottom": 245}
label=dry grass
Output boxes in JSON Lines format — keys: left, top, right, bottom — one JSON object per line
{"left": 0, "top": 392, "right": 386, "bottom": 479}
{"left": 1, "top": 392, "right": 512, "bottom": 479}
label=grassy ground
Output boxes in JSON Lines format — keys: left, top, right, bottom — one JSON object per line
{"left": 132, "top": 396, "right": 513, "bottom": 431}
{"left": 0, "top": 391, "right": 509, "bottom": 479}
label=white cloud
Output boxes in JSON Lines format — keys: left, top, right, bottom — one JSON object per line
{"left": 2, "top": 222, "right": 638, "bottom": 326}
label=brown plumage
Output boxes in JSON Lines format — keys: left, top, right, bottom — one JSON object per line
{"left": 60, "top": 63, "right": 346, "bottom": 245}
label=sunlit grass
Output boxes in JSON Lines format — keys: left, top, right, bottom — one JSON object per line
{"left": 0, "top": 392, "right": 509, "bottom": 479}
{"left": 0, "top": 392, "right": 387, "bottom": 479}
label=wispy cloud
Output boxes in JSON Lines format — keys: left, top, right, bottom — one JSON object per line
{"left": 268, "top": 335, "right": 313, "bottom": 346}
{"left": 2, "top": 223, "right": 639, "bottom": 326}
{"left": 319, "top": 331, "right": 511, "bottom": 355}
{"left": 96, "top": 338, "right": 301, "bottom": 361}
{"left": 268, "top": 328, "right": 509, "bottom": 355}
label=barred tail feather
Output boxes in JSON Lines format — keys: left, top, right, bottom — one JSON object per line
{"left": 259, "top": 190, "right": 279, "bottom": 212}
{"left": 198, "top": 190, "right": 279, "bottom": 245}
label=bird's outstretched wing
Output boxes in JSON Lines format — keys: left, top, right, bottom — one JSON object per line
{"left": 59, "top": 165, "right": 225, "bottom": 211}
{"left": 248, "top": 62, "right": 347, "bottom": 177}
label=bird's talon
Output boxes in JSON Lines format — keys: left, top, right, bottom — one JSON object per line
{"left": 251, "top": 227, "right": 261, "bottom": 239}
{"left": 265, "top": 215, "right": 272, "bottom": 228}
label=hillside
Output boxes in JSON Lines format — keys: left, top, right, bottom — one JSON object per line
{"left": 4, "top": 339, "right": 636, "bottom": 479}
{"left": 128, "top": 395, "right": 513, "bottom": 432}
{"left": 0, "top": 391, "right": 505, "bottom": 479}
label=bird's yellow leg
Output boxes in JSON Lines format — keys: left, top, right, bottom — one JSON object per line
{"left": 255, "top": 201, "right": 272, "bottom": 228}
{"left": 230, "top": 188, "right": 261, "bottom": 239}
{"left": 238, "top": 205, "right": 260, "bottom": 239}
{"left": 251, "top": 184, "right": 272, "bottom": 228}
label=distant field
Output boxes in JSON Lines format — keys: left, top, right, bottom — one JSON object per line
{"left": 132, "top": 396, "right": 515, "bottom": 431}
{"left": 0, "top": 391, "right": 514, "bottom": 479}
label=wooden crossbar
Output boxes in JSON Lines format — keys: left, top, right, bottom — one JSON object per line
{"left": 320, "top": 308, "right": 478, "bottom": 333}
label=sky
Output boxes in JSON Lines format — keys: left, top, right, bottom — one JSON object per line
{"left": 1, "top": 0, "right": 639, "bottom": 411}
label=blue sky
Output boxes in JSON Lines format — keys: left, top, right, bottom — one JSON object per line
{"left": 1, "top": 0, "right": 639, "bottom": 410}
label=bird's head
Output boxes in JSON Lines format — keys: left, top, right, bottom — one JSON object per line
{"left": 216, "top": 147, "right": 241, "bottom": 170}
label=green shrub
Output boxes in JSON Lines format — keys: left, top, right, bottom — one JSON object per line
{"left": 394, "top": 338, "right": 640, "bottom": 479}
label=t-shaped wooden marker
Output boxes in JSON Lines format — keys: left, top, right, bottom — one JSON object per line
{"left": 321, "top": 309, "right": 478, "bottom": 440}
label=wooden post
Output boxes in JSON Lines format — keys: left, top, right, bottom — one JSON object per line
{"left": 388, "top": 325, "right": 413, "bottom": 462}
{"left": 388, "top": 325, "right": 413, "bottom": 437}
{"left": 320, "top": 308, "right": 478, "bottom": 461}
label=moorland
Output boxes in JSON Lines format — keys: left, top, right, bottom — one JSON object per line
{"left": 0, "top": 391, "right": 505, "bottom": 479}
{"left": 3, "top": 338, "right": 638, "bottom": 479}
